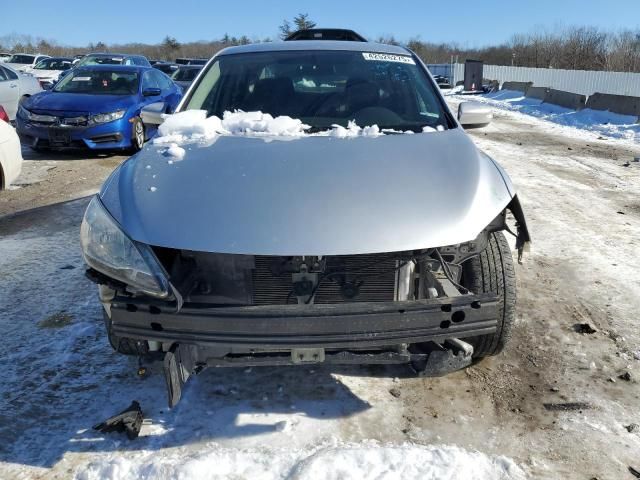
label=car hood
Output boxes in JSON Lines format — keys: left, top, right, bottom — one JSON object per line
{"left": 25, "top": 92, "right": 137, "bottom": 114}
{"left": 100, "top": 129, "right": 514, "bottom": 255}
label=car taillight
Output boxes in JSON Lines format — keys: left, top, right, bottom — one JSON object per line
{"left": 0, "top": 106, "right": 9, "bottom": 123}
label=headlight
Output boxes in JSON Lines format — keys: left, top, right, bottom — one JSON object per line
{"left": 80, "top": 196, "right": 169, "bottom": 298}
{"left": 18, "top": 105, "right": 57, "bottom": 123}
{"left": 90, "top": 110, "right": 126, "bottom": 124}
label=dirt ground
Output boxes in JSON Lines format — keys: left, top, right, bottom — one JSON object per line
{"left": 1, "top": 107, "right": 639, "bottom": 479}
{"left": 0, "top": 146, "right": 127, "bottom": 217}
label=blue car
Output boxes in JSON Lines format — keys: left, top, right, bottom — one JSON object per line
{"left": 16, "top": 65, "right": 182, "bottom": 151}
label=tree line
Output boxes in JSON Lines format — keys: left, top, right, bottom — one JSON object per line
{"left": 2, "top": 19, "right": 640, "bottom": 73}
{"left": 403, "top": 26, "right": 640, "bottom": 72}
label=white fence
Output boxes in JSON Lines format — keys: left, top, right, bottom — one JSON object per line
{"left": 428, "top": 63, "right": 640, "bottom": 97}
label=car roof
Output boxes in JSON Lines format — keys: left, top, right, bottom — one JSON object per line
{"left": 73, "top": 64, "right": 150, "bottom": 73}
{"left": 43, "top": 57, "right": 73, "bottom": 61}
{"left": 218, "top": 40, "right": 411, "bottom": 56}
{"left": 85, "top": 52, "right": 144, "bottom": 58}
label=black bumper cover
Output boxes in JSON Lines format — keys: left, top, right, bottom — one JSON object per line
{"left": 110, "top": 294, "right": 499, "bottom": 349}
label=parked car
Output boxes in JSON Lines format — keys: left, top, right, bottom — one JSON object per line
{"left": 0, "top": 118, "right": 23, "bottom": 189}
{"left": 4, "top": 53, "right": 51, "bottom": 72}
{"left": 75, "top": 53, "right": 151, "bottom": 68}
{"left": 81, "top": 35, "right": 530, "bottom": 407}
{"left": 60, "top": 53, "right": 152, "bottom": 82}
{"left": 25, "top": 57, "right": 73, "bottom": 89}
{"left": 16, "top": 65, "right": 181, "bottom": 151}
{"left": 175, "top": 57, "right": 208, "bottom": 65}
{"left": 170, "top": 65, "right": 202, "bottom": 90}
{"left": 433, "top": 75, "right": 452, "bottom": 90}
{"left": 153, "top": 62, "right": 179, "bottom": 75}
{"left": 0, "top": 64, "right": 43, "bottom": 121}
{"left": 0, "top": 53, "right": 12, "bottom": 63}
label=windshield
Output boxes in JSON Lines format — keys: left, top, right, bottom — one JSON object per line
{"left": 7, "top": 54, "right": 35, "bottom": 64}
{"left": 76, "top": 55, "right": 125, "bottom": 67}
{"left": 184, "top": 50, "right": 450, "bottom": 131}
{"left": 34, "top": 58, "right": 72, "bottom": 71}
{"left": 172, "top": 67, "right": 201, "bottom": 82}
{"left": 53, "top": 69, "right": 139, "bottom": 95}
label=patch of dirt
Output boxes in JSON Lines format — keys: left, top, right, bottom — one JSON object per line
{"left": 0, "top": 149, "right": 127, "bottom": 217}
{"left": 38, "top": 311, "right": 73, "bottom": 329}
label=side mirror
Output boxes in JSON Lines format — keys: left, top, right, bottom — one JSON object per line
{"left": 140, "top": 102, "right": 166, "bottom": 125}
{"left": 458, "top": 102, "right": 492, "bottom": 128}
{"left": 142, "top": 87, "right": 161, "bottom": 97}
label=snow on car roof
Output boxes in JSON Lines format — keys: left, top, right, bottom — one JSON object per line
{"left": 218, "top": 40, "right": 411, "bottom": 56}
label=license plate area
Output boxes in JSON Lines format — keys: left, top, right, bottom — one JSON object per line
{"left": 291, "top": 348, "right": 325, "bottom": 364}
{"left": 48, "top": 127, "right": 71, "bottom": 145}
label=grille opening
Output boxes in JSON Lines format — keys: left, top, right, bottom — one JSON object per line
{"left": 154, "top": 248, "right": 406, "bottom": 306}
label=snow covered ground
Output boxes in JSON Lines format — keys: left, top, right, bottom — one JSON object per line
{"left": 452, "top": 89, "right": 640, "bottom": 143}
{"left": 1, "top": 102, "right": 640, "bottom": 479}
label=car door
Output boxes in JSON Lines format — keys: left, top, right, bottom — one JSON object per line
{"left": 153, "top": 70, "right": 181, "bottom": 113}
{"left": 0, "top": 66, "right": 20, "bottom": 120}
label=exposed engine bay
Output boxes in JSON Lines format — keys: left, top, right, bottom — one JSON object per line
{"left": 150, "top": 233, "right": 490, "bottom": 309}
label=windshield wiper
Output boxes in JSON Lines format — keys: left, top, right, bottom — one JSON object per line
{"left": 305, "top": 126, "right": 332, "bottom": 134}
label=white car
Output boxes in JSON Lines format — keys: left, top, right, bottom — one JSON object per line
{"left": 0, "top": 64, "right": 43, "bottom": 121}
{"left": 0, "top": 118, "right": 23, "bottom": 190}
{"left": 5, "top": 53, "right": 51, "bottom": 72}
{"left": 0, "top": 53, "right": 11, "bottom": 63}
{"left": 23, "top": 57, "right": 73, "bottom": 89}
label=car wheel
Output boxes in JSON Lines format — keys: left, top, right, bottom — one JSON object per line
{"left": 459, "top": 231, "right": 516, "bottom": 358}
{"left": 103, "top": 310, "right": 149, "bottom": 356}
{"left": 131, "top": 117, "right": 145, "bottom": 152}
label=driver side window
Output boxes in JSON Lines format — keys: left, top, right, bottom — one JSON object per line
{"left": 142, "top": 71, "right": 159, "bottom": 90}
{"left": 0, "top": 66, "right": 18, "bottom": 81}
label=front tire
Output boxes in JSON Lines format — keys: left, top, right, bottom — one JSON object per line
{"left": 131, "top": 117, "right": 145, "bottom": 152}
{"left": 460, "top": 231, "right": 517, "bottom": 358}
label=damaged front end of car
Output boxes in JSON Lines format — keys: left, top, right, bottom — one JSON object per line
{"left": 82, "top": 190, "right": 530, "bottom": 408}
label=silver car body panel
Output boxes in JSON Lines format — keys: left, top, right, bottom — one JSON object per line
{"left": 100, "top": 128, "right": 514, "bottom": 255}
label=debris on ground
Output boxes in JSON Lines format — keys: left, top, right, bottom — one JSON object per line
{"left": 543, "top": 402, "right": 592, "bottom": 411}
{"left": 574, "top": 323, "right": 597, "bottom": 334}
{"left": 550, "top": 387, "right": 560, "bottom": 392}
{"left": 389, "top": 388, "right": 402, "bottom": 398}
{"left": 618, "top": 372, "right": 633, "bottom": 382}
{"left": 93, "top": 401, "right": 143, "bottom": 440}
{"left": 624, "top": 424, "right": 639, "bottom": 433}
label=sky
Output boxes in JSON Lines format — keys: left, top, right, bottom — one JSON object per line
{"left": 2, "top": 0, "right": 640, "bottom": 47}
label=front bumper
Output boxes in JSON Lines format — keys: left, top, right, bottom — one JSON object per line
{"left": 15, "top": 117, "right": 132, "bottom": 150}
{"left": 110, "top": 294, "right": 498, "bottom": 350}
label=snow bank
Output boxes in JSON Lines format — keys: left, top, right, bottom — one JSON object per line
{"left": 153, "top": 110, "right": 385, "bottom": 146}
{"left": 461, "top": 90, "right": 640, "bottom": 142}
{"left": 75, "top": 442, "right": 525, "bottom": 480}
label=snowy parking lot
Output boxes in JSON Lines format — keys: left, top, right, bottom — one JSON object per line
{"left": 1, "top": 99, "right": 640, "bottom": 479}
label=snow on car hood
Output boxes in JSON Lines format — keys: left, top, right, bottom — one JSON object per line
{"left": 100, "top": 128, "right": 514, "bottom": 255}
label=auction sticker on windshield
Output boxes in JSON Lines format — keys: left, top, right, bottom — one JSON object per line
{"left": 72, "top": 77, "right": 91, "bottom": 81}
{"left": 362, "top": 52, "right": 415, "bottom": 64}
